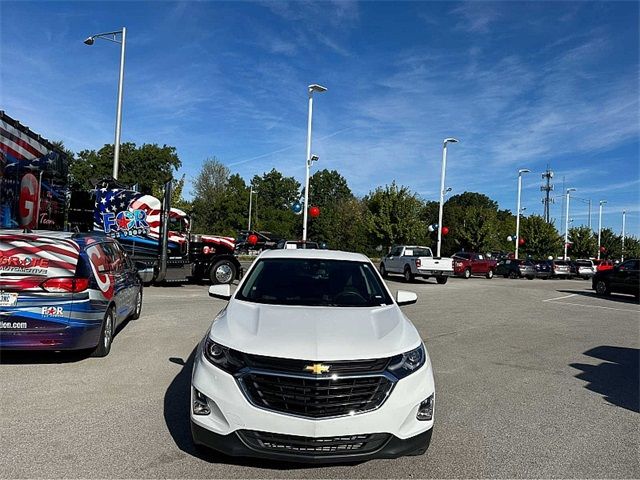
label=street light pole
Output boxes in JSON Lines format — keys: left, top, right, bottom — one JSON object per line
{"left": 437, "top": 138, "right": 458, "bottom": 257}
{"left": 84, "top": 27, "right": 127, "bottom": 180}
{"left": 515, "top": 168, "right": 530, "bottom": 259}
{"left": 597, "top": 200, "right": 607, "bottom": 260}
{"left": 621, "top": 210, "right": 626, "bottom": 261}
{"left": 247, "top": 185, "right": 254, "bottom": 231}
{"left": 564, "top": 188, "right": 576, "bottom": 261}
{"left": 302, "top": 84, "right": 326, "bottom": 242}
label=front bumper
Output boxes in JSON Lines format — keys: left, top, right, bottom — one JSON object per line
{"left": 191, "top": 422, "right": 432, "bottom": 463}
{"left": 190, "top": 348, "right": 435, "bottom": 462}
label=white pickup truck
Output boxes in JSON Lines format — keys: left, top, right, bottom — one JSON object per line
{"left": 380, "top": 245, "right": 454, "bottom": 284}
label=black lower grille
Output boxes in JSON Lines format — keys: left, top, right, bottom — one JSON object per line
{"left": 238, "top": 430, "right": 390, "bottom": 456}
{"left": 238, "top": 373, "right": 393, "bottom": 418}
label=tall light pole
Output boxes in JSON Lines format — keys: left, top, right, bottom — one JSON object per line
{"left": 84, "top": 27, "right": 127, "bottom": 180}
{"left": 437, "top": 138, "right": 458, "bottom": 257}
{"left": 247, "top": 185, "right": 257, "bottom": 231}
{"left": 564, "top": 188, "right": 576, "bottom": 261}
{"left": 597, "top": 200, "right": 607, "bottom": 260}
{"left": 302, "top": 84, "right": 327, "bottom": 242}
{"left": 515, "top": 168, "right": 530, "bottom": 259}
{"left": 621, "top": 210, "right": 626, "bottom": 261}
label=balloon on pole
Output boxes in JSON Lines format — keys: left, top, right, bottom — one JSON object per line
{"left": 441, "top": 226, "right": 449, "bottom": 236}
{"left": 309, "top": 206, "right": 320, "bottom": 218}
{"left": 247, "top": 234, "right": 258, "bottom": 246}
{"left": 292, "top": 201, "right": 302, "bottom": 214}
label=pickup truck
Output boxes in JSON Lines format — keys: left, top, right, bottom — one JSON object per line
{"left": 380, "top": 245, "right": 454, "bottom": 284}
{"left": 453, "top": 252, "right": 497, "bottom": 279}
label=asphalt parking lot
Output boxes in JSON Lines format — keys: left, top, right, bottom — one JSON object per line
{"left": 1, "top": 276, "right": 638, "bottom": 479}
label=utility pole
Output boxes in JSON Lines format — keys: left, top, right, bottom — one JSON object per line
{"left": 621, "top": 210, "right": 626, "bottom": 261}
{"left": 540, "top": 166, "right": 554, "bottom": 223}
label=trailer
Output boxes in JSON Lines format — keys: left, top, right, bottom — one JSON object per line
{"left": 0, "top": 111, "right": 68, "bottom": 230}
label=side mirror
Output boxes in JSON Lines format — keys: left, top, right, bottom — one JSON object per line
{"left": 209, "top": 284, "right": 232, "bottom": 300}
{"left": 396, "top": 290, "right": 418, "bottom": 306}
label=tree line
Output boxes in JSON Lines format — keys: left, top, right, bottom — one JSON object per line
{"left": 67, "top": 143, "right": 640, "bottom": 259}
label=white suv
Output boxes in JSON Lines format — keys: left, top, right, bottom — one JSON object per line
{"left": 191, "top": 249, "right": 435, "bottom": 463}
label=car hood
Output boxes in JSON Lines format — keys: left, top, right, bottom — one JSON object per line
{"left": 208, "top": 300, "right": 421, "bottom": 361}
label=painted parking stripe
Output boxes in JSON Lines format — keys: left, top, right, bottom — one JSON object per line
{"left": 545, "top": 299, "right": 639, "bottom": 314}
{"left": 543, "top": 294, "right": 577, "bottom": 302}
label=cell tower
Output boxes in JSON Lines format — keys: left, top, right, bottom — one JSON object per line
{"left": 541, "top": 166, "right": 554, "bottom": 223}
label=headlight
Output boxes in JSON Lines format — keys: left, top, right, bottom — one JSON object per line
{"left": 203, "top": 338, "right": 245, "bottom": 374}
{"left": 387, "top": 344, "right": 426, "bottom": 379}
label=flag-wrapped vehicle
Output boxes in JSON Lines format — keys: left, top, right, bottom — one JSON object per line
{"left": 0, "top": 231, "right": 143, "bottom": 356}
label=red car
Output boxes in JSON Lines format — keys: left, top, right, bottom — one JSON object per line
{"left": 594, "top": 259, "right": 615, "bottom": 272}
{"left": 453, "top": 252, "right": 497, "bottom": 279}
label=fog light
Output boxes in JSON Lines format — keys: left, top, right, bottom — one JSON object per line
{"left": 193, "top": 389, "right": 211, "bottom": 416}
{"left": 417, "top": 394, "right": 434, "bottom": 421}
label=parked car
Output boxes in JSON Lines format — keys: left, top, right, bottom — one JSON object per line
{"left": 594, "top": 259, "right": 615, "bottom": 272}
{"left": 275, "top": 240, "right": 320, "bottom": 250}
{"left": 534, "top": 260, "right": 552, "bottom": 279}
{"left": 452, "top": 252, "right": 497, "bottom": 279}
{"left": 0, "top": 230, "right": 143, "bottom": 356}
{"left": 592, "top": 259, "right": 639, "bottom": 299}
{"left": 573, "top": 259, "right": 596, "bottom": 280}
{"left": 380, "top": 245, "right": 453, "bottom": 284}
{"left": 548, "top": 260, "right": 572, "bottom": 279}
{"left": 192, "top": 249, "right": 435, "bottom": 462}
{"left": 495, "top": 259, "right": 536, "bottom": 279}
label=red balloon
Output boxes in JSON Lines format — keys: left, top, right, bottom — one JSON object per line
{"left": 441, "top": 226, "right": 449, "bottom": 236}
{"left": 247, "top": 234, "right": 258, "bottom": 246}
{"left": 519, "top": 238, "right": 525, "bottom": 246}
{"left": 309, "top": 206, "right": 320, "bottom": 218}
{"left": 600, "top": 246, "right": 606, "bottom": 253}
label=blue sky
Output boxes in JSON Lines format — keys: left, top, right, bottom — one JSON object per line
{"left": 1, "top": 1, "right": 638, "bottom": 234}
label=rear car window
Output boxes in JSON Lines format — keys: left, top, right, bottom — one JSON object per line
{"left": 0, "top": 234, "right": 80, "bottom": 289}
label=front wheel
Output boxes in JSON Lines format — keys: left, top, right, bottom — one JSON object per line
{"left": 209, "top": 259, "right": 237, "bottom": 285}
{"left": 404, "top": 266, "right": 415, "bottom": 283}
{"left": 595, "top": 280, "right": 610, "bottom": 296}
{"left": 463, "top": 268, "right": 471, "bottom": 279}
{"left": 92, "top": 308, "right": 114, "bottom": 357}
{"left": 509, "top": 271, "right": 519, "bottom": 279}
{"left": 436, "top": 276, "right": 448, "bottom": 285}
{"left": 380, "top": 263, "right": 388, "bottom": 278}
{"left": 486, "top": 269, "right": 494, "bottom": 279}
{"left": 526, "top": 275, "right": 535, "bottom": 280}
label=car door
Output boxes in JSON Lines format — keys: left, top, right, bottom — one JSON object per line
{"left": 626, "top": 260, "right": 640, "bottom": 295}
{"left": 614, "top": 260, "right": 638, "bottom": 294}
{"left": 114, "top": 241, "right": 139, "bottom": 314}
{"left": 100, "top": 242, "right": 130, "bottom": 325}
{"left": 474, "top": 254, "right": 488, "bottom": 274}
{"left": 385, "top": 246, "right": 403, "bottom": 273}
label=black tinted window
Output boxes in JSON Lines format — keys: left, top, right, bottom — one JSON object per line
{"left": 237, "top": 258, "right": 393, "bottom": 307}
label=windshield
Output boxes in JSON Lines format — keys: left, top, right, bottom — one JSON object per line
{"left": 236, "top": 258, "right": 394, "bottom": 307}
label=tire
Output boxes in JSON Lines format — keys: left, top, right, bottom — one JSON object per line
{"left": 92, "top": 308, "right": 114, "bottom": 357}
{"left": 526, "top": 275, "right": 535, "bottom": 280}
{"left": 380, "top": 263, "right": 388, "bottom": 278}
{"left": 509, "top": 271, "right": 519, "bottom": 279}
{"left": 463, "top": 268, "right": 471, "bottom": 279}
{"left": 595, "top": 280, "right": 610, "bottom": 296}
{"left": 209, "top": 259, "right": 237, "bottom": 285}
{"left": 486, "top": 269, "right": 494, "bottom": 279}
{"left": 130, "top": 287, "right": 143, "bottom": 320}
{"left": 503, "top": 273, "right": 509, "bottom": 278}
{"left": 404, "top": 266, "right": 415, "bottom": 283}
{"left": 436, "top": 276, "right": 448, "bottom": 285}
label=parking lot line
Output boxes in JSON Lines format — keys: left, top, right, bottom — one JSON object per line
{"left": 542, "top": 293, "right": 578, "bottom": 302}
{"left": 544, "top": 299, "right": 639, "bottom": 314}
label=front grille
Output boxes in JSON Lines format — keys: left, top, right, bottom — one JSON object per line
{"left": 238, "top": 372, "right": 394, "bottom": 418}
{"left": 238, "top": 430, "right": 390, "bottom": 456}
{"left": 240, "top": 353, "right": 390, "bottom": 374}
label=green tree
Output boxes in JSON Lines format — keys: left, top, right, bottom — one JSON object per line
{"left": 598, "top": 228, "right": 622, "bottom": 259}
{"left": 190, "top": 158, "right": 232, "bottom": 234}
{"left": 622, "top": 235, "right": 640, "bottom": 259}
{"left": 308, "top": 169, "right": 353, "bottom": 206}
{"left": 250, "top": 169, "right": 301, "bottom": 238}
{"left": 363, "top": 182, "right": 427, "bottom": 249}
{"left": 70, "top": 142, "right": 181, "bottom": 193}
{"left": 519, "top": 215, "right": 562, "bottom": 259}
{"left": 567, "top": 226, "right": 597, "bottom": 259}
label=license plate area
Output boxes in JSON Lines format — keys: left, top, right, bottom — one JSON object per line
{"left": 0, "top": 292, "right": 19, "bottom": 307}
